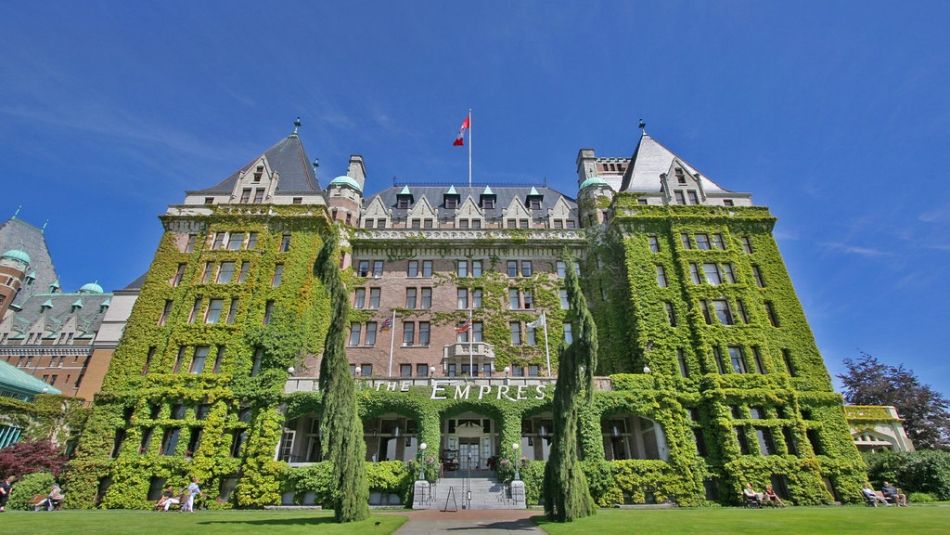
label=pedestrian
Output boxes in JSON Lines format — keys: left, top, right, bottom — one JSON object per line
{"left": 0, "top": 475, "right": 15, "bottom": 512}
{"left": 184, "top": 477, "right": 203, "bottom": 512}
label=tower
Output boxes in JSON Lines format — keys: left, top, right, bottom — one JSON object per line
{"left": 0, "top": 249, "right": 29, "bottom": 320}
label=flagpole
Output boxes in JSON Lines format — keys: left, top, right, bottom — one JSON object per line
{"left": 468, "top": 307, "right": 473, "bottom": 377}
{"left": 387, "top": 309, "right": 396, "bottom": 377}
{"left": 542, "top": 312, "right": 552, "bottom": 377}
{"left": 467, "top": 108, "right": 472, "bottom": 189}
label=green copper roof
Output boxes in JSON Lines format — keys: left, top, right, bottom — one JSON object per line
{"left": 0, "top": 359, "right": 61, "bottom": 397}
{"left": 72, "top": 298, "right": 84, "bottom": 309}
{"left": 50, "top": 279, "right": 60, "bottom": 288}
{"left": 398, "top": 185, "right": 412, "bottom": 196}
{"left": 41, "top": 298, "right": 53, "bottom": 309}
{"left": 528, "top": 187, "right": 541, "bottom": 196}
{"left": 329, "top": 175, "right": 362, "bottom": 193}
{"left": 580, "top": 176, "right": 611, "bottom": 190}
{"left": 1, "top": 249, "right": 31, "bottom": 265}
{"left": 482, "top": 185, "right": 494, "bottom": 195}
{"left": 446, "top": 185, "right": 458, "bottom": 195}
{"left": 78, "top": 282, "right": 104, "bottom": 294}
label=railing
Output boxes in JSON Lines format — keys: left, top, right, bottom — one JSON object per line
{"left": 443, "top": 342, "right": 495, "bottom": 360}
{"left": 284, "top": 376, "right": 614, "bottom": 394}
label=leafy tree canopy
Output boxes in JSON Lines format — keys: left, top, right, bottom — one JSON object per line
{"left": 839, "top": 353, "right": 949, "bottom": 450}
{"left": 0, "top": 440, "right": 67, "bottom": 480}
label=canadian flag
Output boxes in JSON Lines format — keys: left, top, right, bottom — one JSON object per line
{"left": 453, "top": 115, "right": 470, "bottom": 146}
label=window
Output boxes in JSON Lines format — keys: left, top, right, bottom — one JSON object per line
{"left": 407, "top": 260, "right": 419, "bottom": 277}
{"left": 364, "top": 218, "right": 374, "bottom": 229}
{"left": 472, "top": 288, "right": 482, "bottom": 308}
{"left": 400, "top": 364, "right": 412, "bottom": 377}
{"left": 458, "top": 288, "right": 469, "bottom": 309}
{"left": 702, "top": 263, "right": 721, "bottom": 285}
{"left": 674, "top": 191, "right": 686, "bottom": 204}
{"left": 161, "top": 428, "right": 181, "bottom": 456}
{"left": 675, "top": 168, "right": 686, "bottom": 184}
{"left": 354, "top": 288, "right": 366, "bottom": 309}
{"left": 190, "top": 346, "right": 209, "bottom": 373}
{"left": 507, "top": 218, "right": 517, "bottom": 228}
{"left": 402, "top": 322, "right": 415, "bottom": 346}
{"left": 228, "top": 233, "right": 244, "bottom": 251}
{"left": 507, "top": 260, "right": 518, "bottom": 277}
{"left": 158, "top": 300, "right": 173, "bottom": 326}
{"left": 189, "top": 298, "right": 203, "bottom": 324}
{"left": 648, "top": 235, "right": 660, "bottom": 253}
{"left": 687, "top": 190, "right": 699, "bottom": 204}
{"left": 564, "top": 322, "right": 573, "bottom": 344}
{"left": 205, "top": 299, "right": 224, "bottom": 324}
{"left": 689, "top": 263, "right": 701, "bottom": 284}
{"left": 700, "top": 299, "right": 712, "bottom": 324}
{"left": 357, "top": 260, "right": 370, "bottom": 277}
{"left": 728, "top": 346, "right": 746, "bottom": 373}
{"left": 365, "top": 322, "right": 377, "bottom": 346}
{"left": 711, "top": 233, "right": 724, "bottom": 250}
{"left": 418, "top": 322, "right": 430, "bottom": 346}
{"left": 721, "top": 263, "right": 736, "bottom": 284}
{"left": 217, "top": 262, "right": 236, "bottom": 284}
{"left": 656, "top": 265, "right": 668, "bottom": 287}
{"left": 212, "top": 232, "right": 226, "bottom": 250}
{"left": 556, "top": 261, "right": 566, "bottom": 278}
{"left": 526, "top": 324, "right": 537, "bottom": 346}
{"left": 665, "top": 301, "right": 677, "bottom": 326}
{"left": 397, "top": 197, "right": 410, "bottom": 209}
{"left": 143, "top": 347, "right": 156, "bottom": 375}
{"left": 406, "top": 288, "right": 417, "bottom": 308}
{"left": 372, "top": 260, "right": 384, "bottom": 278}
{"left": 559, "top": 289, "right": 569, "bottom": 309}
{"left": 756, "top": 428, "right": 775, "bottom": 455}
{"left": 764, "top": 301, "right": 780, "bottom": 326}
{"left": 713, "top": 347, "right": 726, "bottom": 374}
{"left": 723, "top": 199, "right": 735, "bottom": 207}
{"left": 472, "top": 219, "right": 482, "bottom": 229}
{"left": 458, "top": 219, "right": 469, "bottom": 229}
{"left": 508, "top": 288, "right": 519, "bottom": 309}
{"left": 238, "top": 262, "right": 250, "bottom": 283}
{"left": 741, "top": 236, "right": 753, "bottom": 254}
{"left": 482, "top": 197, "right": 495, "bottom": 209}
{"left": 712, "top": 300, "right": 733, "bottom": 325}
{"left": 521, "top": 261, "right": 532, "bottom": 277}
{"left": 472, "top": 260, "right": 482, "bottom": 277}
{"left": 457, "top": 260, "right": 468, "bottom": 277}
{"left": 752, "top": 265, "right": 765, "bottom": 287}
{"left": 422, "top": 260, "right": 432, "bottom": 277}
{"left": 696, "top": 234, "right": 710, "bottom": 250}
{"left": 420, "top": 288, "right": 432, "bottom": 309}
{"left": 377, "top": 219, "right": 386, "bottom": 229}
{"left": 279, "top": 234, "right": 291, "bottom": 252}
{"left": 416, "top": 364, "right": 429, "bottom": 377}
{"left": 410, "top": 219, "right": 421, "bottom": 229}
{"left": 263, "top": 300, "right": 274, "bottom": 324}
{"left": 736, "top": 299, "right": 749, "bottom": 323}
{"left": 782, "top": 349, "right": 796, "bottom": 376}
{"left": 271, "top": 264, "right": 284, "bottom": 287}
{"left": 202, "top": 262, "right": 214, "bottom": 283}
{"left": 523, "top": 289, "right": 534, "bottom": 309}
{"left": 246, "top": 232, "right": 257, "bottom": 250}
{"left": 349, "top": 323, "right": 361, "bottom": 347}
{"left": 751, "top": 346, "right": 765, "bottom": 373}
{"left": 213, "top": 347, "right": 225, "bottom": 373}
{"left": 172, "top": 264, "right": 186, "bottom": 287}
{"left": 251, "top": 348, "right": 263, "bottom": 376}
{"left": 680, "top": 233, "right": 691, "bottom": 249}
{"left": 510, "top": 322, "right": 521, "bottom": 345}
{"left": 783, "top": 428, "right": 798, "bottom": 455}
{"left": 677, "top": 349, "right": 689, "bottom": 377}
{"left": 369, "top": 288, "right": 380, "bottom": 309}
{"left": 185, "top": 234, "right": 197, "bottom": 253}
{"left": 174, "top": 347, "right": 187, "bottom": 373}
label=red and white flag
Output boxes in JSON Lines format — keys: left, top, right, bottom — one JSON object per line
{"left": 453, "top": 115, "right": 470, "bottom": 146}
{"left": 455, "top": 321, "right": 471, "bottom": 333}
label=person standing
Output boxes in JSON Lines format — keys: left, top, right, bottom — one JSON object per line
{"left": 0, "top": 476, "right": 15, "bottom": 512}
{"left": 184, "top": 477, "right": 202, "bottom": 512}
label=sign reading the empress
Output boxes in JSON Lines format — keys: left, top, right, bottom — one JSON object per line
{"left": 430, "top": 380, "right": 548, "bottom": 401}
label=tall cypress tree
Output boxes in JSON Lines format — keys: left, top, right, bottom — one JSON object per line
{"left": 543, "top": 253, "right": 597, "bottom": 521}
{"left": 315, "top": 230, "right": 369, "bottom": 522}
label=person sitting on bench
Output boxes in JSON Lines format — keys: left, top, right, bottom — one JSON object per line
{"left": 35, "top": 484, "right": 65, "bottom": 511}
{"left": 764, "top": 484, "right": 785, "bottom": 507}
{"left": 881, "top": 481, "right": 907, "bottom": 507}
{"left": 743, "top": 483, "right": 764, "bottom": 507}
{"left": 862, "top": 484, "right": 889, "bottom": 506}
{"left": 156, "top": 486, "right": 181, "bottom": 511}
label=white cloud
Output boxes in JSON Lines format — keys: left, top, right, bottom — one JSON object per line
{"left": 821, "top": 242, "right": 892, "bottom": 257}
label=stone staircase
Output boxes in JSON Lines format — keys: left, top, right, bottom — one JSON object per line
{"left": 414, "top": 476, "right": 526, "bottom": 510}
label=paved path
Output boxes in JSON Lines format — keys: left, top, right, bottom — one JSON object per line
{"left": 392, "top": 509, "right": 544, "bottom": 534}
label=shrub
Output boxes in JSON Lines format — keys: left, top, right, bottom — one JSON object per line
{"left": 908, "top": 492, "right": 936, "bottom": 503}
{"left": 865, "top": 450, "right": 950, "bottom": 500}
{"left": 0, "top": 441, "right": 67, "bottom": 480}
{"left": 8, "top": 471, "right": 55, "bottom": 511}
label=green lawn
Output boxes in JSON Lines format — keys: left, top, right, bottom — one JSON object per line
{"left": 0, "top": 510, "right": 408, "bottom": 535}
{"left": 535, "top": 506, "right": 950, "bottom": 535}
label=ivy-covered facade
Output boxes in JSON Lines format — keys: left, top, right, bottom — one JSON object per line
{"left": 66, "top": 123, "right": 866, "bottom": 509}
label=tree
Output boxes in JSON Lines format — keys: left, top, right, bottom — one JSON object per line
{"left": 314, "top": 230, "right": 369, "bottom": 522}
{"left": 838, "top": 353, "right": 950, "bottom": 450}
{"left": 0, "top": 440, "right": 66, "bottom": 480}
{"left": 543, "top": 254, "right": 597, "bottom": 521}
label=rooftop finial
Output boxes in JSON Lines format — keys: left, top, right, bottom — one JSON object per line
{"left": 312, "top": 158, "right": 319, "bottom": 169}
{"left": 42, "top": 219, "right": 49, "bottom": 233}
{"left": 291, "top": 117, "right": 301, "bottom": 137}
{"left": 638, "top": 119, "right": 647, "bottom": 135}
{"left": 12, "top": 205, "right": 21, "bottom": 219}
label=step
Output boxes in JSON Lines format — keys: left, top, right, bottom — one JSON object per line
{"left": 412, "top": 478, "right": 526, "bottom": 510}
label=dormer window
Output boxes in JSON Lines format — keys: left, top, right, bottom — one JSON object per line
{"left": 527, "top": 199, "right": 541, "bottom": 210}
{"left": 525, "top": 187, "right": 543, "bottom": 210}
{"left": 675, "top": 168, "right": 686, "bottom": 185}
{"left": 445, "top": 196, "right": 459, "bottom": 209}
{"left": 481, "top": 197, "right": 495, "bottom": 209}
{"left": 253, "top": 165, "right": 264, "bottom": 182}
{"left": 397, "top": 197, "right": 411, "bottom": 209}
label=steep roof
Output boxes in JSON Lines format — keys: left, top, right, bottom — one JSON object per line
{"left": 0, "top": 359, "right": 61, "bottom": 397}
{"left": 620, "top": 133, "right": 730, "bottom": 194}
{"left": 0, "top": 217, "right": 60, "bottom": 309}
{"left": 189, "top": 134, "right": 321, "bottom": 195}
{"left": 365, "top": 185, "right": 576, "bottom": 221}
{"left": 6, "top": 291, "right": 113, "bottom": 340}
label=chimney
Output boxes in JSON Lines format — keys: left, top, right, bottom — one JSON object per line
{"left": 347, "top": 155, "right": 366, "bottom": 191}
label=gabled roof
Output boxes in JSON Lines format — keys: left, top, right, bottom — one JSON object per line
{"left": 620, "top": 133, "right": 730, "bottom": 194}
{"left": 365, "top": 186, "right": 576, "bottom": 221}
{"left": 0, "top": 217, "right": 60, "bottom": 309}
{"left": 189, "top": 134, "right": 321, "bottom": 195}
{"left": 0, "top": 359, "right": 61, "bottom": 397}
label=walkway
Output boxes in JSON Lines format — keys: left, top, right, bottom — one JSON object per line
{"left": 393, "top": 509, "right": 543, "bottom": 534}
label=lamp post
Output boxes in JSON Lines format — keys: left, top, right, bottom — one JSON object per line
{"left": 512, "top": 442, "right": 521, "bottom": 480}
{"left": 417, "top": 442, "right": 428, "bottom": 480}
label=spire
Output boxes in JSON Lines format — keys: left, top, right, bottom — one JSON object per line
{"left": 12, "top": 205, "right": 21, "bottom": 219}
{"left": 41, "top": 219, "right": 48, "bottom": 233}
{"left": 290, "top": 116, "right": 302, "bottom": 138}
{"left": 638, "top": 118, "right": 647, "bottom": 136}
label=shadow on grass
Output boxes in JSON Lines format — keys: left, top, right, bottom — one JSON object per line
{"left": 444, "top": 519, "right": 539, "bottom": 531}
{"left": 198, "top": 517, "right": 375, "bottom": 527}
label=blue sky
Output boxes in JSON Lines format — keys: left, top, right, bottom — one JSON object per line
{"left": 2, "top": 1, "right": 949, "bottom": 394}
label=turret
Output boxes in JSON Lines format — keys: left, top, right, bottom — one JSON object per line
{"left": 0, "top": 249, "right": 30, "bottom": 320}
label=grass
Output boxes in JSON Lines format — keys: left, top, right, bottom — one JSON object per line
{"left": 535, "top": 505, "right": 950, "bottom": 535}
{"left": 0, "top": 510, "right": 408, "bottom": 535}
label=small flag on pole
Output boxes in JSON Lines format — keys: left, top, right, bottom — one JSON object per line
{"left": 453, "top": 115, "right": 470, "bottom": 146}
{"left": 455, "top": 321, "right": 472, "bottom": 333}
{"left": 381, "top": 317, "right": 393, "bottom": 331}
{"left": 527, "top": 313, "right": 546, "bottom": 329}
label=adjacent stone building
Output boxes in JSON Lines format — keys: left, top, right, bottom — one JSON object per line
{"left": 68, "top": 122, "right": 870, "bottom": 509}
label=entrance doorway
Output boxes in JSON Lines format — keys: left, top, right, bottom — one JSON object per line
{"left": 441, "top": 411, "right": 498, "bottom": 473}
